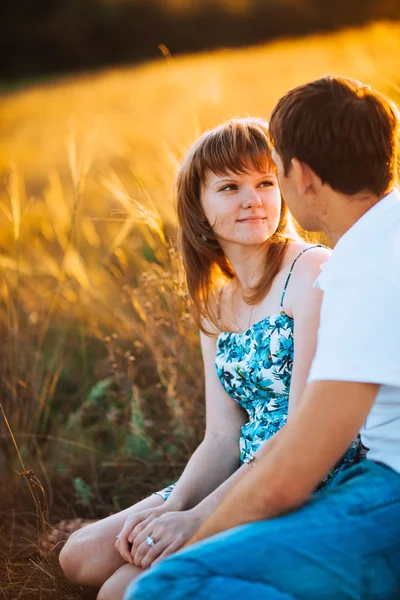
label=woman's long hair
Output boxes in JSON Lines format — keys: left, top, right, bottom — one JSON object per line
{"left": 176, "top": 117, "right": 299, "bottom": 334}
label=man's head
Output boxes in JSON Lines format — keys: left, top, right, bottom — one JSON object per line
{"left": 269, "top": 76, "right": 399, "bottom": 231}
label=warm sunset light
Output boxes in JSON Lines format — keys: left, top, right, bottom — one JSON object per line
{"left": 1, "top": 3, "right": 400, "bottom": 598}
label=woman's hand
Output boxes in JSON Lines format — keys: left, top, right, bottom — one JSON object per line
{"left": 115, "top": 504, "right": 171, "bottom": 563}
{"left": 130, "top": 509, "right": 203, "bottom": 569}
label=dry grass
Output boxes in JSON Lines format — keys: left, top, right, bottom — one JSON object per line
{"left": 1, "top": 20, "right": 400, "bottom": 598}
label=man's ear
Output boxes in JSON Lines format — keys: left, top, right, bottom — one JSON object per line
{"left": 291, "top": 159, "right": 320, "bottom": 196}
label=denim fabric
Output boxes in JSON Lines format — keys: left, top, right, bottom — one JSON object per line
{"left": 125, "top": 460, "right": 400, "bottom": 600}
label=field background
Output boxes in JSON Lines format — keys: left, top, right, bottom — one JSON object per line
{"left": 1, "top": 19, "right": 400, "bottom": 599}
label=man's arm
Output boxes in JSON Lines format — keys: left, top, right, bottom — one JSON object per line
{"left": 187, "top": 380, "right": 379, "bottom": 544}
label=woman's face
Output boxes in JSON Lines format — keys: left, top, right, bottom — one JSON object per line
{"left": 200, "top": 164, "right": 282, "bottom": 249}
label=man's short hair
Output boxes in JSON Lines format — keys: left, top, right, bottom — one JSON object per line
{"left": 269, "top": 76, "right": 399, "bottom": 197}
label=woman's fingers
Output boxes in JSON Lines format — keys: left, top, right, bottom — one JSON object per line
{"left": 130, "top": 518, "right": 156, "bottom": 552}
{"left": 134, "top": 533, "right": 170, "bottom": 568}
{"left": 131, "top": 521, "right": 164, "bottom": 566}
{"left": 128, "top": 515, "right": 153, "bottom": 544}
{"left": 129, "top": 512, "right": 195, "bottom": 568}
{"left": 115, "top": 511, "right": 152, "bottom": 563}
{"left": 151, "top": 538, "right": 184, "bottom": 565}
{"left": 115, "top": 529, "right": 134, "bottom": 564}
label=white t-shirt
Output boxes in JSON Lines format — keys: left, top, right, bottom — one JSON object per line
{"left": 308, "top": 187, "right": 400, "bottom": 473}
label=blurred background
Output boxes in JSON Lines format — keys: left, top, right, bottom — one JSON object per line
{"left": 1, "top": 2, "right": 400, "bottom": 598}
{"left": 2, "top": 0, "right": 400, "bottom": 81}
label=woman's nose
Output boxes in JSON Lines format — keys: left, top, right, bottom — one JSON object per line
{"left": 241, "top": 187, "right": 262, "bottom": 209}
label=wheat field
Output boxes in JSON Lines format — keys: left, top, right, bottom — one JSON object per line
{"left": 1, "top": 20, "right": 400, "bottom": 599}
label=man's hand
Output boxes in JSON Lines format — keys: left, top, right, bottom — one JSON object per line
{"left": 186, "top": 380, "right": 379, "bottom": 546}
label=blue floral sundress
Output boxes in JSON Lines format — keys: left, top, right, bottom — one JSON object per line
{"left": 155, "top": 246, "right": 364, "bottom": 500}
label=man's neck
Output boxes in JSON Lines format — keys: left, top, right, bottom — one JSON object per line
{"left": 322, "top": 190, "right": 385, "bottom": 246}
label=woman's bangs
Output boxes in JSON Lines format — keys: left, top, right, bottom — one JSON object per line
{"left": 198, "top": 127, "right": 274, "bottom": 182}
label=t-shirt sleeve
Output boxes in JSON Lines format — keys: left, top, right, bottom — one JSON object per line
{"left": 308, "top": 267, "right": 400, "bottom": 387}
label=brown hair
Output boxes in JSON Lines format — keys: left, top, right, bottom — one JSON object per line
{"left": 269, "top": 76, "right": 399, "bottom": 197}
{"left": 176, "top": 117, "right": 299, "bottom": 334}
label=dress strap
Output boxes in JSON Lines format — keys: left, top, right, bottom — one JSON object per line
{"left": 280, "top": 244, "right": 329, "bottom": 312}
{"left": 216, "top": 286, "right": 224, "bottom": 330}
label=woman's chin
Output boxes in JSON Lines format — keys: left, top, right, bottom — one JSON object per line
{"left": 237, "top": 234, "right": 272, "bottom": 246}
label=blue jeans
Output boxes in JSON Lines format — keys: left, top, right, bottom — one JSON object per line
{"left": 125, "top": 460, "right": 400, "bottom": 600}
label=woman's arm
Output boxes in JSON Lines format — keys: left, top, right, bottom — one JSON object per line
{"left": 164, "top": 330, "right": 247, "bottom": 511}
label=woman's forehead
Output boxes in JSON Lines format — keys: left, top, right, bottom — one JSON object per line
{"left": 203, "top": 163, "right": 276, "bottom": 184}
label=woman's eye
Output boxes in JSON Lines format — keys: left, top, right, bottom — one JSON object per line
{"left": 259, "top": 180, "right": 274, "bottom": 188}
{"left": 220, "top": 184, "right": 237, "bottom": 192}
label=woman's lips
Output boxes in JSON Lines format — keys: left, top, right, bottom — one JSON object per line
{"left": 237, "top": 217, "right": 266, "bottom": 222}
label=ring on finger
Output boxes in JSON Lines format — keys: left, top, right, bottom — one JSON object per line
{"left": 146, "top": 535, "right": 156, "bottom": 547}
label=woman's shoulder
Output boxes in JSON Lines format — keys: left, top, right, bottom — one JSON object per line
{"left": 282, "top": 242, "right": 331, "bottom": 317}
{"left": 283, "top": 241, "right": 331, "bottom": 296}
{"left": 285, "top": 241, "right": 332, "bottom": 273}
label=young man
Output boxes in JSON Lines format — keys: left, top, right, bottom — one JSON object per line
{"left": 125, "top": 76, "right": 400, "bottom": 600}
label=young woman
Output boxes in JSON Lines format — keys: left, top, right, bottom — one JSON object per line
{"left": 59, "top": 118, "right": 361, "bottom": 600}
